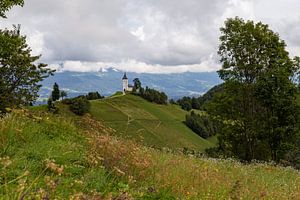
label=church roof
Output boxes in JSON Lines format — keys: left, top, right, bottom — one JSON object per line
{"left": 122, "top": 72, "right": 128, "bottom": 80}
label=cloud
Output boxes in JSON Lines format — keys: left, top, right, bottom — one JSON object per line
{"left": 51, "top": 54, "right": 220, "bottom": 74}
{"left": 0, "top": 0, "right": 299, "bottom": 73}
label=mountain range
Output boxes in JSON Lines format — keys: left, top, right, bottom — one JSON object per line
{"left": 39, "top": 68, "right": 222, "bottom": 102}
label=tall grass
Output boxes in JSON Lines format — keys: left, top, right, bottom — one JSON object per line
{"left": 1, "top": 108, "right": 300, "bottom": 199}
{"left": 88, "top": 114, "right": 300, "bottom": 199}
{"left": 0, "top": 110, "right": 142, "bottom": 199}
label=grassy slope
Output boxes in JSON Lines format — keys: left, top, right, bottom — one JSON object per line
{"left": 1, "top": 108, "right": 300, "bottom": 199}
{"left": 89, "top": 94, "right": 214, "bottom": 151}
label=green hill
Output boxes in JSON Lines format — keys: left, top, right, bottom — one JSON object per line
{"left": 89, "top": 94, "right": 214, "bottom": 151}
{"left": 1, "top": 108, "right": 300, "bottom": 199}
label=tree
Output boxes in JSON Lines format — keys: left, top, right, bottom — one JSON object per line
{"left": 69, "top": 97, "right": 90, "bottom": 116}
{"left": 60, "top": 90, "right": 67, "bottom": 100}
{"left": 208, "top": 17, "right": 299, "bottom": 161}
{"left": 0, "top": 26, "right": 53, "bottom": 112}
{"left": 51, "top": 82, "right": 60, "bottom": 101}
{"left": 133, "top": 78, "right": 141, "bottom": 93}
{"left": 0, "top": 0, "right": 24, "bottom": 18}
{"left": 0, "top": 0, "right": 53, "bottom": 112}
{"left": 86, "top": 91, "right": 103, "bottom": 100}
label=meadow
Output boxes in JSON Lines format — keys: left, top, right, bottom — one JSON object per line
{"left": 89, "top": 94, "right": 214, "bottom": 151}
{"left": 1, "top": 100, "right": 300, "bottom": 199}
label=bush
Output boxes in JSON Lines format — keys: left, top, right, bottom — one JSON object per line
{"left": 140, "top": 87, "right": 168, "bottom": 104}
{"left": 47, "top": 98, "right": 59, "bottom": 114}
{"left": 86, "top": 92, "right": 104, "bottom": 100}
{"left": 69, "top": 97, "right": 90, "bottom": 115}
{"left": 61, "top": 98, "right": 73, "bottom": 105}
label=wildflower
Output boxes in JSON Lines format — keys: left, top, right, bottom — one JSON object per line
{"left": 45, "top": 159, "right": 64, "bottom": 175}
{"left": 0, "top": 156, "right": 12, "bottom": 168}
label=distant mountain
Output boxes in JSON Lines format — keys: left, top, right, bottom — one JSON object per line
{"left": 39, "top": 68, "right": 222, "bottom": 101}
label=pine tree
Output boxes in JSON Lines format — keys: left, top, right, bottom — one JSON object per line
{"left": 51, "top": 83, "right": 60, "bottom": 101}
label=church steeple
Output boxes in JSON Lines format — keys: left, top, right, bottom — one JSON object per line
{"left": 122, "top": 72, "right": 128, "bottom": 80}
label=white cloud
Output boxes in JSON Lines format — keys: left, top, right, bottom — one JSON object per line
{"left": 55, "top": 54, "right": 220, "bottom": 74}
{"left": 0, "top": 0, "right": 299, "bottom": 73}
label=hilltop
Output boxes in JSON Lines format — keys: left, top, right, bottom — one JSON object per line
{"left": 39, "top": 69, "right": 221, "bottom": 100}
{"left": 89, "top": 94, "right": 214, "bottom": 151}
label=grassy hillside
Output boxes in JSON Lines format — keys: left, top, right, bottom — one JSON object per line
{"left": 89, "top": 94, "right": 214, "bottom": 151}
{"left": 1, "top": 109, "right": 300, "bottom": 199}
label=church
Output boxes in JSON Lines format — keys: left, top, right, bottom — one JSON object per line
{"left": 122, "top": 72, "right": 133, "bottom": 94}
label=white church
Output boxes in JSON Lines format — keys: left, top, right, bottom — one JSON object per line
{"left": 122, "top": 72, "right": 133, "bottom": 94}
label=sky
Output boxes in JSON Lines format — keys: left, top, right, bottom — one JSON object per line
{"left": 0, "top": 0, "right": 300, "bottom": 73}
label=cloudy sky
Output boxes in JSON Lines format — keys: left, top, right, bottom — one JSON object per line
{"left": 1, "top": 0, "right": 300, "bottom": 73}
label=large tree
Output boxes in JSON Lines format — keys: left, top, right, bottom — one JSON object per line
{"left": 0, "top": 1, "right": 53, "bottom": 112}
{"left": 209, "top": 17, "right": 299, "bottom": 161}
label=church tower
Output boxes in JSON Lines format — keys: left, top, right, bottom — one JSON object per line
{"left": 122, "top": 72, "right": 128, "bottom": 94}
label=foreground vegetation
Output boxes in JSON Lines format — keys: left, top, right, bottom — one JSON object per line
{"left": 1, "top": 108, "right": 300, "bottom": 199}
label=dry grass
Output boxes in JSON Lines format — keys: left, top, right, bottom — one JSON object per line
{"left": 85, "top": 116, "right": 300, "bottom": 199}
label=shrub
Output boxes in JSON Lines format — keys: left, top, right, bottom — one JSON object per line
{"left": 61, "top": 98, "right": 73, "bottom": 105}
{"left": 69, "top": 97, "right": 90, "bottom": 115}
{"left": 47, "top": 98, "right": 59, "bottom": 114}
{"left": 86, "top": 92, "right": 104, "bottom": 100}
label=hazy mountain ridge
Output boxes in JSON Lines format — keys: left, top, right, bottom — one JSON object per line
{"left": 39, "top": 68, "right": 221, "bottom": 100}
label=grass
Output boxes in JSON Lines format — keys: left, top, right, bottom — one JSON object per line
{"left": 87, "top": 115, "right": 300, "bottom": 199}
{"left": 89, "top": 94, "right": 214, "bottom": 151}
{"left": 1, "top": 104, "right": 300, "bottom": 199}
{"left": 0, "top": 109, "right": 174, "bottom": 199}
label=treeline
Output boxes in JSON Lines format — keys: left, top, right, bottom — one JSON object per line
{"left": 132, "top": 79, "right": 168, "bottom": 104}
{"left": 47, "top": 82, "right": 103, "bottom": 115}
{"left": 185, "top": 111, "right": 220, "bottom": 139}
{"left": 176, "top": 84, "right": 224, "bottom": 111}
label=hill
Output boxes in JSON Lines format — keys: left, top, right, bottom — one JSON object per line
{"left": 89, "top": 94, "right": 214, "bottom": 151}
{"left": 39, "top": 69, "right": 222, "bottom": 100}
{"left": 1, "top": 108, "right": 299, "bottom": 199}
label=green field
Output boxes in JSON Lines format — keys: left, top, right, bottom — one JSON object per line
{"left": 89, "top": 94, "right": 214, "bottom": 151}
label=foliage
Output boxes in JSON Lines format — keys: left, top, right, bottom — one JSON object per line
{"left": 130, "top": 79, "right": 168, "bottom": 104}
{"left": 86, "top": 91, "right": 103, "bottom": 100}
{"left": 69, "top": 96, "right": 90, "bottom": 115}
{"left": 207, "top": 17, "right": 300, "bottom": 162}
{"left": 169, "top": 99, "right": 176, "bottom": 104}
{"left": 60, "top": 90, "right": 67, "bottom": 100}
{"left": 185, "top": 111, "right": 220, "bottom": 139}
{"left": 177, "top": 97, "right": 193, "bottom": 111}
{"left": 0, "top": 26, "right": 53, "bottom": 112}
{"left": 177, "top": 83, "right": 224, "bottom": 111}
{"left": 51, "top": 82, "right": 60, "bottom": 101}
{"left": 0, "top": 0, "right": 24, "bottom": 18}
{"left": 47, "top": 97, "right": 58, "bottom": 113}
{"left": 133, "top": 78, "right": 141, "bottom": 93}
{"left": 139, "top": 86, "right": 168, "bottom": 104}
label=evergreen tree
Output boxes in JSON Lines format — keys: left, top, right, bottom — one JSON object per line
{"left": 51, "top": 82, "right": 60, "bottom": 101}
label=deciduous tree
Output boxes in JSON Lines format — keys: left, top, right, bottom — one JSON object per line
{"left": 209, "top": 17, "right": 299, "bottom": 161}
